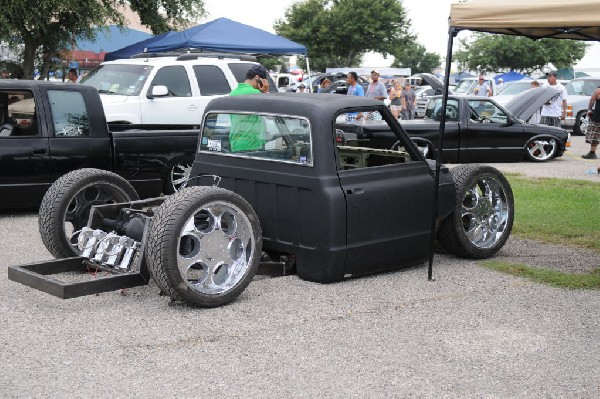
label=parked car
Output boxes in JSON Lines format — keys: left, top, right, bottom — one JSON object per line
{"left": 412, "top": 73, "right": 451, "bottom": 118}
{"left": 321, "top": 76, "right": 369, "bottom": 95}
{"left": 494, "top": 79, "right": 535, "bottom": 105}
{"left": 563, "top": 76, "right": 600, "bottom": 135}
{"left": 453, "top": 76, "right": 499, "bottom": 96}
{"left": 80, "top": 53, "right": 276, "bottom": 127}
{"left": 398, "top": 87, "right": 570, "bottom": 163}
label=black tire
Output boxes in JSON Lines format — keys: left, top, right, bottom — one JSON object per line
{"left": 437, "top": 164, "right": 514, "bottom": 259}
{"left": 573, "top": 111, "right": 588, "bottom": 136}
{"left": 38, "top": 168, "right": 139, "bottom": 259}
{"left": 525, "top": 137, "right": 557, "bottom": 162}
{"left": 163, "top": 160, "right": 193, "bottom": 195}
{"left": 146, "top": 186, "right": 262, "bottom": 307}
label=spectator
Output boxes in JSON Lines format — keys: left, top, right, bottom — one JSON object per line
{"left": 529, "top": 80, "right": 542, "bottom": 124}
{"left": 497, "top": 78, "right": 504, "bottom": 88}
{"left": 366, "top": 70, "right": 386, "bottom": 100}
{"left": 66, "top": 68, "right": 78, "bottom": 84}
{"left": 473, "top": 75, "right": 492, "bottom": 97}
{"left": 296, "top": 83, "right": 308, "bottom": 93}
{"left": 582, "top": 85, "right": 600, "bottom": 159}
{"left": 540, "top": 70, "right": 567, "bottom": 128}
{"left": 346, "top": 72, "right": 364, "bottom": 96}
{"left": 388, "top": 81, "right": 402, "bottom": 119}
{"left": 401, "top": 82, "right": 416, "bottom": 120}
{"left": 317, "top": 79, "right": 331, "bottom": 93}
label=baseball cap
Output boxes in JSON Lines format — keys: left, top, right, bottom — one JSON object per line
{"left": 248, "top": 64, "right": 268, "bottom": 79}
{"left": 546, "top": 70, "right": 558, "bottom": 77}
{"left": 371, "top": 69, "right": 380, "bottom": 75}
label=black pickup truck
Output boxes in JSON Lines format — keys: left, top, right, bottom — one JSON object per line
{"left": 0, "top": 80, "right": 198, "bottom": 209}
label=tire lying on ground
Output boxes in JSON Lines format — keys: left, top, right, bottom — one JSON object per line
{"left": 146, "top": 186, "right": 262, "bottom": 307}
{"left": 39, "top": 168, "right": 139, "bottom": 259}
{"left": 437, "top": 164, "right": 514, "bottom": 259}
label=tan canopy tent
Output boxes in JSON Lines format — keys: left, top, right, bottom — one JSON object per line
{"left": 427, "top": 0, "right": 600, "bottom": 280}
{"left": 450, "top": 0, "right": 600, "bottom": 41}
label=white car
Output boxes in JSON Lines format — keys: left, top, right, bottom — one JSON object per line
{"left": 563, "top": 77, "right": 600, "bottom": 135}
{"left": 80, "top": 54, "right": 274, "bottom": 126}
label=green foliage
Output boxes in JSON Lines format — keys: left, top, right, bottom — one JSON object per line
{"left": 506, "top": 175, "right": 600, "bottom": 252}
{"left": 454, "top": 33, "right": 588, "bottom": 74}
{"left": 0, "top": 0, "right": 206, "bottom": 79}
{"left": 482, "top": 261, "right": 600, "bottom": 290}
{"left": 392, "top": 42, "right": 441, "bottom": 74}
{"left": 257, "top": 56, "right": 286, "bottom": 72}
{"left": 274, "top": 0, "right": 413, "bottom": 71}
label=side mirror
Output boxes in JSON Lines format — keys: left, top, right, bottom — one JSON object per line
{"left": 410, "top": 137, "right": 435, "bottom": 159}
{"left": 146, "top": 85, "right": 169, "bottom": 99}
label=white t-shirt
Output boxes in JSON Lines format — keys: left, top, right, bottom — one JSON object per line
{"left": 541, "top": 82, "right": 568, "bottom": 117}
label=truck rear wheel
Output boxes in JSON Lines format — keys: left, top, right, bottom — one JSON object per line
{"left": 437, "top": 164, "right": 514, "bottom": 259}
{"left": 146, "top": 186, "right": 262, "bottom": 307}
{"left": 39, "top": 168, "right": 139, "bottom": 259}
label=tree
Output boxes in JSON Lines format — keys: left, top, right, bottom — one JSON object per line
{"left": 274, "top": 0, "right": 414, "bottom": 72}
{"left": 0, "top": 0, "right": 206, "bottom": 79}
{"left": 257, "top": 56, "right": 286, "bottom": 73}
{"left": 454, "top": 33, "right": 588, "bottom": 74}
{"left": 392, "top": 42, "right": 441, "bottom": 74}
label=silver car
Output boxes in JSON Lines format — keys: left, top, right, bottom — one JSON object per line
{"left": 564, "top": 77, "right": 600, "bottom": 135}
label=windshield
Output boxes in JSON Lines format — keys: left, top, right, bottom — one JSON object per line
{"left": 565, "top": 79, "right": 600, "bottom": 96}
{"left": 80, "top": 64, "right": 153, "bottom": 96}
{"left": 498, "top": 81, "right": 532, "bottom": 95}
{"left": 453, "top": 79, "right": 473, "bottom": 94}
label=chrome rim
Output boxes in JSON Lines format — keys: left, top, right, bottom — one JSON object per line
{"left": 579, "top": 114, "right": 589, "bottom": 135}
{"left": 460, "top": 175, "right": 510, "bottom": 249}
{"left": 64, "top": 183, "right": 132, "bottom": 252}
{"left": 176, "top": 200, "right": 256, "bottom": 295}
{"left": 171, "top": 163, "right": 192, "bottom": 192}
{"left": 527, "top": 138, "right": 556, "bottom": 161}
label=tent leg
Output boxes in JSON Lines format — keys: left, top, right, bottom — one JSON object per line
{"left": 305, "top": 56, "right": 313, "bottom": 92}
{"left": 427, "top": 27, "right": 457, "bottom": 282}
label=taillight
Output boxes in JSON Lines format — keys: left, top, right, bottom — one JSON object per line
{"left": 566, "top": 104, "right": 573, "bottom": 117}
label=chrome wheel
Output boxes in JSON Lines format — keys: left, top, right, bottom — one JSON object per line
{"left": 527, "top": 138, "right": 556, "bottom": 161}
{"left": 459, "top": 175, "right": 510, "bottom": 249}
{"left": 578, "top": 114, "right": 589, "bottom": 136}
{"left": 169, "top": 162, "right": 192, "bottom": 193}
{"left": 176, "top": 200, "right": 256, "bottom": 295}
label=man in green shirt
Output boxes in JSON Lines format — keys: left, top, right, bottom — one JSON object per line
{"left": 229, "top": 65, "right": 270, "bottom": 152}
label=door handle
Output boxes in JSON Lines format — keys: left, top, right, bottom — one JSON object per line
{"left": 32, "top": 148, "right": 47, "bottom": 155}
{"left": 188, "top": 105, "right": 199, "bottom": 111}
{"left": 346, "top": 188, "right": 364, "bottom": 195}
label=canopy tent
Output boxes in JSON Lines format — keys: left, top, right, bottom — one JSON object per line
{"left": 104, "top": 31, "right": 175, "bottom": 61}
{"left": 426, "top": 0, "right": 600, "bottom": 280}
{"left": 494, "top": 71, "right": 530, "bottom": 83}
{"left": 76, "top": 25, "right": 152, "bottom": 53}
{"left": 145, "top": 18, "right": 307, "bottom": 55}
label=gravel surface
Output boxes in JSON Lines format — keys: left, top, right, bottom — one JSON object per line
{"left": 0, "top": 141, "right": 598, "bottom": 398}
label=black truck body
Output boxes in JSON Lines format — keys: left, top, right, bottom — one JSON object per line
{"left": 0, "top": 80, "right": 198, "bottom": 209}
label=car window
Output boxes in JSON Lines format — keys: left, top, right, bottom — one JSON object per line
{"left": 192, "top": 65, "right": 231, "bottom": 96}
{"left": 80, "top": 64, "right": 152, "bottom": 96}
{"left": 426, "top": 98, "right": 459, "bottom": 121}
{"left": 47, "top": 90, "right": 91, "bottom": 137}
{"left": 565, "top": 79, "right": 600, "bottom": 96}
{"left": 200, "top": 112, "right": 312, "bottom": 166}
{"left": 150, "top": 65, "right": 192, "bottom": 97}
{"left": 0, "top": 90, "right": 38, "bottom": 137}
{"left": 468, "top": 100, "right": 508, "bottom": 124}
{"left": 334, "top": 110, "right": 419, "bottom": 169}
{"left": 228, "top": 62, "right": 277, "bottom": 93}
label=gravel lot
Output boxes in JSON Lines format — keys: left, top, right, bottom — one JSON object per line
{"left": 0, "top": 137, "right": 598, "bottom": 398}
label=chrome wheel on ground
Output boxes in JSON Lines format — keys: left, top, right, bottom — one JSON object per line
{"left": 164, "top": 161, "right": 193, "bottom": 194}
{"left": 526, "top": 138, "right": 557, "bottom": 162}
{"left": 147, "top": 186, "right": 262, "bottom": 307}
{"left": 575, "top": 113, "right": 589, "bottom": 136}
{"left": 437, "top": 164, "right": 514, "bottom": 259}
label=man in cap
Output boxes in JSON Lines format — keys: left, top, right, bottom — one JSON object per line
{"left": 540, "top": 70, "right": 567, "bottom": 127}
{"left": 229, "top": 64, "right": 270, "bottom": 151}
{"left": 366, "top": 70, "right": 387, "bottom": 101}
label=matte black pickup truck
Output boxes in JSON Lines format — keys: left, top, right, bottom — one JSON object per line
{"left": 0, "top": 80, "right": 198, "bottom": 209}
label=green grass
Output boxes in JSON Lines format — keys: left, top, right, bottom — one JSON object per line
{"left": 505, "top": 174, "right": 600, "bottom": 252}
{"left": 482, "top": 261, "right": 600, "bottom": 290}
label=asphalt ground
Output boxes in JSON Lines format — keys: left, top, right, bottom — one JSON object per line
{"left": 0, "top": 136, "right": 598, "bottom": 398}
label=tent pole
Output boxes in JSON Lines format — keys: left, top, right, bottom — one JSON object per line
{"left": 305, "top": 56, "right": 313, "bottom": 93}
{"left": 427, "top": 26, "right": 457, "bottom": 281}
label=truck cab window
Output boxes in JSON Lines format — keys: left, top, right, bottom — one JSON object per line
{"left": 150, "top": 66, "right": 192, "bottom": 97}
{"left": 193, "top": 65, "right": 231, "bottom": 96}
{"left": 48, "top": 90, "right": 90, "bottom": 137}
{"left": 0, "top": 90, "right": 38, "bottom": 137}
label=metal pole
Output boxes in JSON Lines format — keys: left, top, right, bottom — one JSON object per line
{"left": 427, "top": 26, "right": 457, "bottom": 281}
{"left": 305, "top": 56, "right": 313, "bottom": 93}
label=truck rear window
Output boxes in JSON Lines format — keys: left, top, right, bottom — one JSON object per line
{"left": 199, "top": 112, "right": 312, "bottom": 166}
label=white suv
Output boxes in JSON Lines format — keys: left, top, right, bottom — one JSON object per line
{"left": 80, "top": 53, "right": 274, "bottom": 126}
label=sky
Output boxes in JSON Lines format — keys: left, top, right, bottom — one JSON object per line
{"left": 199, "top": 0, "right": 599, "bottom": 72}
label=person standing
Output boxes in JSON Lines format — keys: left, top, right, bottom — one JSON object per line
{"left": 366, "top": 70, "right": 386, "bottom": 100}
{"left": 540, "top": 70, "right": 567, "bottom": 127}
{"left": 317, "top": 79, "right": 331, "bottom": 93}
{"left": 529, "top": 80, "right": 542, "bottom": 124}
{"left": 346, "top": 72, "right": 364, "bottom": 96}
{"left": 473, "top": 75, "right": 492, "bottom": 97}
{"left": 582, "top": 86, "right": 600, "bottom": 159}
{"left": 401, "top": 82, "right": 416, "bottom": 120}
{"left": 66, "top": 68, "right": 78, "bottom": 84}
{"left": 388, "top": 81, "right": 402, "bottom": 119}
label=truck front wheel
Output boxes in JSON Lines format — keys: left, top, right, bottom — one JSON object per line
{"left": 146, "top": 186, "right": 262, "bottom": 307}
{"left": 437, "top": 164, "right": 514, "bottom": 259}
{"left": 39, "top": 169, "right": 139, "bottom": 259}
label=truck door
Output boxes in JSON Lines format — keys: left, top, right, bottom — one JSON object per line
{"left": 335, "top": 112, "right": 435, "bottom": 277}
{"left": 0, "top": 90, "right": 51, "bottom": 208}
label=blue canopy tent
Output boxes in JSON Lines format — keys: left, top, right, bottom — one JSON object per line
{"left": 494, "top": 71, "right": 530, "bottom": 83}
{"left": 145, "top": 18, "right": 307, "bottom": 56}
{"left": 104, "top": 31, "right": 175, "bottom": 61}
